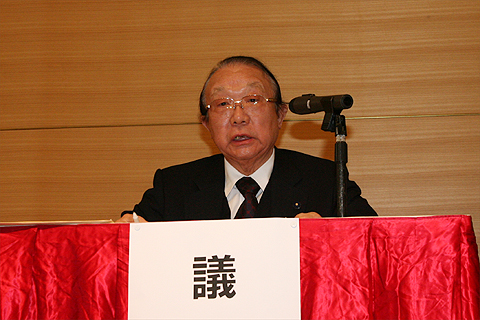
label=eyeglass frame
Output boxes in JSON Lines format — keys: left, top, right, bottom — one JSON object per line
{"left": 205, "top": 94, "right": 278, "bottom": 115}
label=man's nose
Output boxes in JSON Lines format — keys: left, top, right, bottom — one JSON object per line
{"left": 231, "top": 101, "right": 249, "bottom": 124}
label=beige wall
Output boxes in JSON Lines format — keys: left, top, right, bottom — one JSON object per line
{"left": 1, "top": 1, "right": 479, "bottom": 245}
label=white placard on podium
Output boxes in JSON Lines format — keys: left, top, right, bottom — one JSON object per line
{"left": 128, "top": 218, "right": 301, "bottom": 319}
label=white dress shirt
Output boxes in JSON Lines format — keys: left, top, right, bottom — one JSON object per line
{"left": 224, "top": 150, "right": 275, "bottom": 219}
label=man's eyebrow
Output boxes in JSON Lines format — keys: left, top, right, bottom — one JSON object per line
{"left": 247, "top": 81, "right": 265, "bottom": 89}
{"left": 211, "top": 86, "right": 225, "bottom": 94}
{"left": 245, "top": 81, "right": 264, "bottom": 90}
{"left": 211, "top": 82, "right": 265, "bottom": 94}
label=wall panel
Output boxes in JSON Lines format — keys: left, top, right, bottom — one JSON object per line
{"left": 0, "top": 124, "right": 215, "bottom": 221}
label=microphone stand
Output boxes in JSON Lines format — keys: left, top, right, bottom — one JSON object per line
{"left": 321, "top": 111, "right": 348, "bottom": 217}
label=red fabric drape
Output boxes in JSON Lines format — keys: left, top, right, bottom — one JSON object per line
{"left": 1, "top": 216, "right": 479, "bottom": 320}
{"left": 0, "top": 224, "right": 129, "bottom": 320}
{"left": 299, "top": 215, "right": 480, "bottom": 319}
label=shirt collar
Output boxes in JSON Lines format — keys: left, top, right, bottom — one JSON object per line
{"left": 224, "top": 149, "right": 275, "bottom": 197}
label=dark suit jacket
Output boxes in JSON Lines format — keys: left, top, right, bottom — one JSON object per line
{"left": 129, "top": 148, "right": 376, "bottom": 221}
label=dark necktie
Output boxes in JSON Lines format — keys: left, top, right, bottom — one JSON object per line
{"left": 234, "top": 177, "right": 260, "bottom": 219}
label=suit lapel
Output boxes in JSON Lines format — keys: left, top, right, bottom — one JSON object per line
{"left": 184, "top": 155, "right": 230, "bottom": 220}
{"left": 258, "top": 149, "right": 305, "bottom": 218}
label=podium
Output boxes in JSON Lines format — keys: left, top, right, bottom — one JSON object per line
{"left": 1, "top": 215, "right": 479, "bottom": 319}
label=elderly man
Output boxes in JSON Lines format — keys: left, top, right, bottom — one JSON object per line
{"left": 118, "top": 56, "right": 376, "bottom": 222}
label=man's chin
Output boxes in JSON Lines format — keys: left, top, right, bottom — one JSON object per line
{"left": 226, "top": 146, "right": 272, "bottom": 163}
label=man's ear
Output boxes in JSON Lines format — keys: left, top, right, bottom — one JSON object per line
{"left": 201, "top": 116, "right": 210, "bottom": 132}
{"left": 277, "top": 103, "right": 288, "bottom": 128}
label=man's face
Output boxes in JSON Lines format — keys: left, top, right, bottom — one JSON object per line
{"left": 202, "top": 63, "right": 287, "bottom": 173}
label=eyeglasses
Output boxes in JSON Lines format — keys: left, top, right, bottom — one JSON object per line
{"left": 206, "top": 95, "right": 277, "bottom": 116}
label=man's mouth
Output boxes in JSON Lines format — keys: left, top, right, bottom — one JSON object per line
{"left": 233, "top": 135, "right": 251, "bottom": 141}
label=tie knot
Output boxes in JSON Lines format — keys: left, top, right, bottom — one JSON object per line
{"left": 235, "top": 177, "right": 260, "bottom": 197}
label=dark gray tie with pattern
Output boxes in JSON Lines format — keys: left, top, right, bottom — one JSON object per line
{"left": 234, "top": 177, "right": 260, "bottom": 219}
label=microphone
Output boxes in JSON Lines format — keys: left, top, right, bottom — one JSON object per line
{"left": 289, "top": 94, "right": 353, "bottom": 115}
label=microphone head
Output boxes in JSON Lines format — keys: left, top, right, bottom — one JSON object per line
{"left": 335, "top": 94, "right": 353, "bottom": 110}
{"left": 288, "top": 94, "right": 316, "bottom": 114}
{"left": 288, "top": 94, "right": 353, "bottom": 115}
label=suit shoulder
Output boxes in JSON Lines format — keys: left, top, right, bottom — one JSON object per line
{"left": 276, "top": 148, "right": 334, "bottom": 168}
{"left": 155, "top": 154, "right": 224, "bottom": 180}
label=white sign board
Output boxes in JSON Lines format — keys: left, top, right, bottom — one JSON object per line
{"left": 128, "top": 218, "right": 301, "bottom": 319}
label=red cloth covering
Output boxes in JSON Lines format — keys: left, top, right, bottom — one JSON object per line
{"left": 1, "top": 215, "right": 479, "bottom": 320}
{"left": 0, "top": 224, "right": 129, "bottom": 320}
{"left": 300, "top": 216, "right": 480, "bottom": 319}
